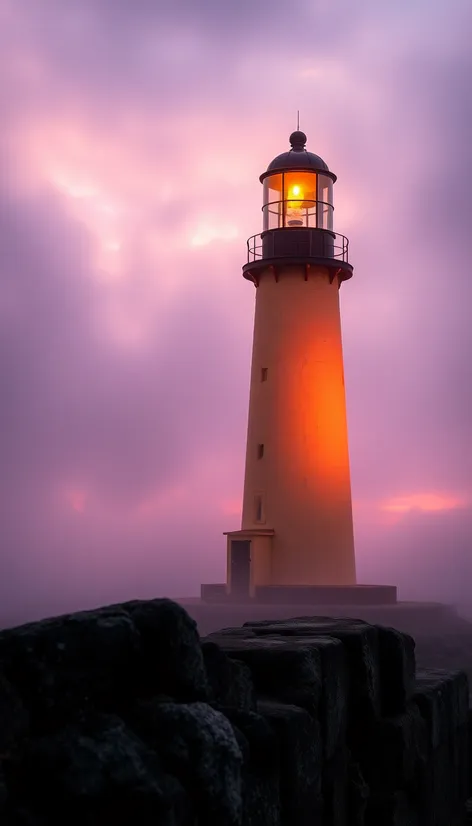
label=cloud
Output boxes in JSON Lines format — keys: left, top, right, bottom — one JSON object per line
{"left": 1, "top": 0, "right": 472, "bottom": 625}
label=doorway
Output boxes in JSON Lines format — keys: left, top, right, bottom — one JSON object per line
{"left": 230, "top": 540, "right": 251, "bottom": 596}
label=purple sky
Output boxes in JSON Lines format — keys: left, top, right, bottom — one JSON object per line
{"left": 1, "top": 0, "right": 472, "bottom": 625}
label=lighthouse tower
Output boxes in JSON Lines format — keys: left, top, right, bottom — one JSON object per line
{"left": 225, "top": 130, "right": 357, "bottom": 599}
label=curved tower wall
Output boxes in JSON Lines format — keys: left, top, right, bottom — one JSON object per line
{"left": 241, "top": 264, "right": 356, "bottom": 586}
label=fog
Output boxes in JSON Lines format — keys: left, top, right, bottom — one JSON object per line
{"left": 1, "top": 0, "right": 472, "bottom": 630}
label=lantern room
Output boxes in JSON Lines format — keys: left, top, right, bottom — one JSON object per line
{"left": 262, "top": 170, "right": 333, "bottom": 230}
{"left": 243, "top": 130, "right": 353, "bottom": 284}
{"left": 261, "top": 130, "right": 335, "bottom": 232}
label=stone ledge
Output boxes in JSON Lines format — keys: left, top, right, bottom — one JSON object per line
{"left": 0, "top": 597, "right": 469, "bottom": 825}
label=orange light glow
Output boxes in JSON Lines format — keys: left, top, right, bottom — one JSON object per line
{"left": 285, "top": 316, "right": 351, "bottom": 496}
{"left": 285, "top": 181, "right": 308, "bottom": 225}
{"left": 265, "top": 171, "right": 317, "bottom": 205}
{"left": 284, "top": 172, "right": 316, "bottom": 208}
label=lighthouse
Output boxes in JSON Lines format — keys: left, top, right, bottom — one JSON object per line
{"left": 224, "top": 129, "right": 358, "bottom": 599}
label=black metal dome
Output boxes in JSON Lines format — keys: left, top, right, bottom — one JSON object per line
{"left": 260, "top": 131, "right": 336, "bottom": 182}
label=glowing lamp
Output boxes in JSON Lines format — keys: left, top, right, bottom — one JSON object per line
{"left": 259, "top": 133, "right": 334, "bottom": 234}
{"left": 285, "top": 181, "right": 310, "bottom": 225}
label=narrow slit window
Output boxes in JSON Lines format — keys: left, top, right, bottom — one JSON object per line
{"left": 254, "top": 494, "right": 264, "bottom": 523}
{"left": 257, "top": 443, "right": 264, "bottom": 459}
{"left": 261, "top": 367, "right": 268, "bottom": 382}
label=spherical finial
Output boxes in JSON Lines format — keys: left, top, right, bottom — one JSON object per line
{"left": 289, "top": 130, "right": 307, "bottom": 150}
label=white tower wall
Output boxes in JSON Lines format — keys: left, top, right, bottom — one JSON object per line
{"left": 241, "top": 264, "right": 356, "bottom": 586}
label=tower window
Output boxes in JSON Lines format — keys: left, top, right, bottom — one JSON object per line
{"left": 257, "top": 443, "right": 264, "bottom": 459}
{"left": 261, "top": 367, "right": 268, "bottom": 382}
{"left": 254, "top": 494, "right": 265, "bottom": 523}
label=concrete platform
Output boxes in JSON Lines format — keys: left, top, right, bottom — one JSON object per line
{"left": 178, "top": 596, "right": 463, "bottom": 638}
{"left": 201, "top": 582, "right": 397, "bottom": 605}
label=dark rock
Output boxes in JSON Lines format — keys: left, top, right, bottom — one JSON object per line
{"left": 0, "top": 601, "right": 468, "bottom": 825}
{"left": 415, "top": 736, "right": 467, "bottom": 826}
{"left": 204, "top": 636, "right": 322, "bottom": 715}
{"left": 0, "top": 611, "right": 142, "bottom": 733}
{"left": 243, "top": 616, "right": 381, "bottom": 721}
{"left": 258, "top": 699, "right": 322, "bottom": 826}
{"left": 127, "top": 699, "right": 243, "bottom": 825}
{"left": 7, "top": 712, "right": 192, "bottom": 825}
{"left": 322, "top": 747, "right": 348, "bottom": 826}
{"left": 0, "top": 765, "right": 7, "bottom": 808}
{"left": 414, "top": 668, "right": 469, "bottom": 748}
{"left": 205, "top": 626, "right": 348, "bottom": 756}
{"left": 231, "top": 661, "right": 257, "bottom": 712}
{"left": 213, "top": 628, "right": 260, "bottom": 638}
{"left": 453, "top": 723, "right": 469, "bottom": 822}
{"left": 468, "top": 709, "right": 472, "bottom": 797}
{"left": 452, "top": 669, "right": 469, "bottom": 726}
{"left": 432, "top": 743, "right": 457, "bottom": 826}
{"left": 261, "top": 634, "right": 348, "bottom": 759}
{"left": 222, "top": 708, "right": 280, "bottom": 775}
{"left": 356, "top": 703, "right": 427, "bottom": 797}
{"left": 214, "top": 621, "right": 414, "bottom": 725}
{"left": 346, "top": 757, "right": 369, "bottom": 826}
{"left": 202, "top": 641, "right": 256, "bottom": 711}
{"left": 0, "top": 804, "right": 50, "bottom": 826}
{"left": 0, "top": 600, "right": 208, "bottom": 735}
{"left": 223, "top": 709, "right": 280, "bottom": 826}
{"left": 365, "top": 791, "right": 419, "bottom": 826}
{"left": 119, "top": 598, "right": 209, "bottom": 701}
{"left": 376, "top": 626, "right": 416, "bottom": 715}
{"left": 0, "top": 674, "right": 29, "bottom": 753}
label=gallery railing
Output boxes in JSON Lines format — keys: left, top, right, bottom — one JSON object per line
{"left": 246, "top": 229, "right": 350, "bottom": 264}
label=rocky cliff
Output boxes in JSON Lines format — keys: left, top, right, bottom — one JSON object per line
{"left": 0, "top": 598, "right": 469, "bottom": 824}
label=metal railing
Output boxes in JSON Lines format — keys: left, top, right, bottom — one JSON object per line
{"left": 262, "top": 198, "right": 334, "bottom": 231}
{"left": 247, "top": 235, "right": 265, "bottom": 261}
{"left": 246, "top": 229, "right": 350, "bottom": 264}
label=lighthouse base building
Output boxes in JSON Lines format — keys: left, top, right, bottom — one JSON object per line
{"left": 202, "top": 131, "right": 396, "bottom": 607}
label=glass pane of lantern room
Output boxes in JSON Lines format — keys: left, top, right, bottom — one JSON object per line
{"left": 283, "top": 171, "right": 317, "bottom": 228}
{"left": 318, "top": 175, "right": 333, "bottom": 230}
{"left": 263, "top": 174, "right": 283, "bottom": 230}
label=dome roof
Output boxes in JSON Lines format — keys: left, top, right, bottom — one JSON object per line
{"left": 261, "top": 131, "right": 336, "bottom": 182}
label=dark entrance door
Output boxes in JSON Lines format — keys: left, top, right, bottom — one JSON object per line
{"left": 230, "top": 540, "right": 251, "bottom": 596}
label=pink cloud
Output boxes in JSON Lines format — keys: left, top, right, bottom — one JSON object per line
{"left": 1, "top": 0, "right": 472, "bottom": 626}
